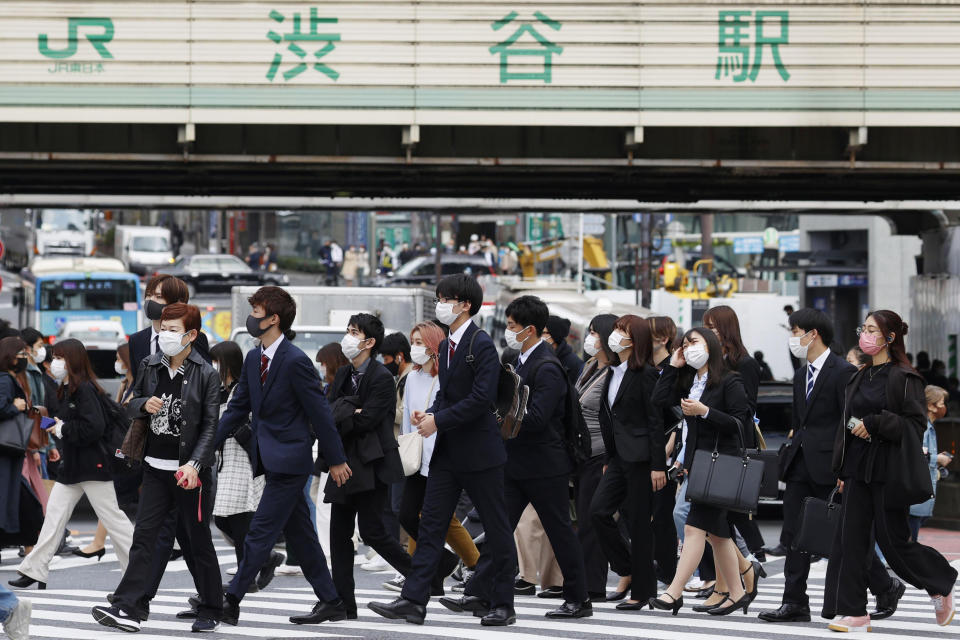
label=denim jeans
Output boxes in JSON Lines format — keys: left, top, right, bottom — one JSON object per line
{"left": 0, "top": 583, "right": 19, "bottom": 623}
{"left": 673, "top": 479, "right": 691, "bottom": 544}
{"left": 304, "top": 477, "right": 317, "bottom": 534}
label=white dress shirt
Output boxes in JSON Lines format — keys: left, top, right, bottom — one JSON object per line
{"left": 517, "top": 339, "right": 544, "bottom": 367}
{"left": 607, "top": 360, "right": 629, "bottom": 407}
{"left": 676, "top": 371, "right": 708, "bottom": 468}
{"left": 260, "top": 334, "right": 285, "bottom": 374}
{"left": 447, "top": 320, "right": 471, "bottom": 357}
{"left": 806, "top": 347, "right": 831, "bottom": 389}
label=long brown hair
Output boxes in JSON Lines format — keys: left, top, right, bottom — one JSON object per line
{"left": 648, "top": 315, "right": 678, "bottom": 352}
{"left": 703, "top": 305, "right": 749, "bottom": 365}
{"left": 614, "top": 314, "right": 653, "bottom": 370}
{"left": 52, "top": 338, "right": 104, "bottom": 398}
{"left": 0, "top": 336, "right": 25, "bottom": 372}
{"left": 117, "top": 342, "right": 133, "bottom": 374}
{"left": 316, "top": 342, "right": 350, "bottom": 382}
{"left": 867, "top": 309, "right": 914, "bottom": 372}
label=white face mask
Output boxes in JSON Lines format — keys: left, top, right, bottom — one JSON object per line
{"left": 583, "top": 334, "right": 600, "bottom": 357}
{"left": 114, "top": 360, "right": 127, "bottom": 376}
{"left": 435, "top": 301, "right": 462, "bottom": 326}
{"left": 34, "top": 346, "right": 46, "bottom": 363}
{"left": 212, "top": 361, "right": 220, "bottom": 372}
{"left": 340, "top": 333, "right": 366, "bottom": 360}
{"left": 684, "top": 344, "right": 709, "bottom": 370}
{"left": 504, "top": 326, "right": 530, "bottom": 351}
{"left": 317, "top": 364, "right": 327, "bottom": 380}
{"left": 410, "top": 344, "right": 431, "bottom": 365}
{"left": 158, "top": 330, "right": 190, "bottom": 357}
{"left": 51, "top": 358, "right": 67, "bottom": 381}
{"left": 789, "top": 331, "right": 812, "bottom": 359}
{"left": 607, "top": 331, "right": 630, "bottom": 354}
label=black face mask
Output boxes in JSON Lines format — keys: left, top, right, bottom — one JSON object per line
{"left": 384, "top": 360, "right": 400, "bottom": 377}
{"left": 246, "top": 314, "right": 269, "bottom": 338}
{"left": 145, "top": 300, "right": 166, "bottom": 321}
{"left": 13, "top": 357, "right": 27, "bottom": 374}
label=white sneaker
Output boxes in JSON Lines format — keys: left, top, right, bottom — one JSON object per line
{"left": 274, "top": 564, "right": 304, "bottom": 576}
{"left": 827, "top": 615, "right": 872, "bottom": 632}
{"left": 683, "top": 577, "right": 706, "bottom": 592}
{"left": 226, "top": 566, "right": 237, "bottom": 576}
{"left": 361, "top": 554, "right": 390, "bottom": 572}
{"left": 2, "top": 597, "right": 30, "bottom": 640}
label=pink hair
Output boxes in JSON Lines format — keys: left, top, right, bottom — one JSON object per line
{"left": 410, "top": 321, "right": 445, "bottom": 377}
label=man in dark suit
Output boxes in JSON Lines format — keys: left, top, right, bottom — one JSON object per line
{"left": 368, "top": 274, "right": 517, "bottom": 626}
{"left": 325, "top": 313, "right": 413, "bottom": 618}
{"left": 503, "top": 296, "right": 590, "bottom": 617}
{"left": 759, "top": 308, "right": 904, "bottom": 623}
{"left": 216, "top": 286, "right": 352, "bottom": 627}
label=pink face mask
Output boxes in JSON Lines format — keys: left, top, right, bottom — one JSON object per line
{"left": 858, "top": 331, "right": 886, "bottom": 356}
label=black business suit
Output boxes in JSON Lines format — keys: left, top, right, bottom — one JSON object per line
{"left": 591, "top": 361, "right": 664, "bottom": 602}
{"left": 400, "top": 323, "right": 516, "bottom": 609}
{"left": 505, "top": 342, "right": 587, "bottom": 604}
{"left": 326, "top": 358, "right": 411, "bottom": 616}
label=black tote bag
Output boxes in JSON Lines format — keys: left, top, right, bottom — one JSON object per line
{"left": 0, "top": 412, "right": 32, "bottom": 456}
{"left": 793, "top": 487, "right": 841, "bottom": 557}
{"left": 686, "top": 418, "right": 765, "bottom": 515}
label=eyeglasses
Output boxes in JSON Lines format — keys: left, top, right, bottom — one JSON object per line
{"left": 434, "top": 297, "right": 459, "bottom": 305}
{"left": 856, "top": 325, "right": 882, "bottom": 337}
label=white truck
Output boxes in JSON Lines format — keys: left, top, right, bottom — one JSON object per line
{"left": 0, "top": 209, "right": 96, "bottom": 270}
{"left": 114, "top": 225, "right": 173, "bottom": 275}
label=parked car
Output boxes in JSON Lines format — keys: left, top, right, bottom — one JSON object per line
{"left": 374, "top": 253, "right": 496, "bottom": 287}
{"left": 160, "top": 254, "right": 289, "bottom": 296}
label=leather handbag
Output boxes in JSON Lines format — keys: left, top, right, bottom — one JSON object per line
{"left": 793, "top": 487, "right": 841, "bottom": 557}
{"left": 0, "top": 412, "right": 33, "bottom": 457}
{"left": 686, "top": 418, "right": 765, "bottom": 515}
{"left": 746, "top": 448, "right": 781, "bottom": 498}
{"left": 119, "top": 417, "right": 148, "bottom": 463}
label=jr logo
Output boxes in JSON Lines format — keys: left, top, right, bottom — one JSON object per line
{"left": 38, "top": 17, "right": 114, "bottom": 59}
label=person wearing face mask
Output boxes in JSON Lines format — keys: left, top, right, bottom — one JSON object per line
{"left": 590, "top": 315, "right": 665, "bottom": 612}
{"left": 214, "top": 287, "right": 352, "bottom": 629}
{"left": 18, "top": 329, "right": 58, "bottom": 484}
{"left": 11, "top": 339, "right": 134, "bottom": 593}
{"left": 909, "top": 386, "right": 951, "bottom": 543}
{"left": 543, "top": 315, "right": 584, "bottom": 385}
{"left": 323, "top": 313, "right": 412, "bottom": 620}
{"left": 823, "top": 310, "right": 958, "bottom": 632}
{"left": 650, "top": 327, "right": 753, "bottom": 616}
{"left": 573, "top": 314, "right": 617, "bottom": 601}
{"left": 92, "top": 303, "right": 223, "bottom": 634}
{"left": 760, "top": 308, "right": 902, "bottom": 624}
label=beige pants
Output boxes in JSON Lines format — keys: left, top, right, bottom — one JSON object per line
{"left": 515, "top": 503, "right": 563, "bottom": 588}
{"left": 18, "top": 481, "right": 134, "bottom": 583}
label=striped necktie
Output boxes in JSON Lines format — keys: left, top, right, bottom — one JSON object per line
{"left": 260, "top": 353, "right": 269, "bottom": 386}
{"left": 806, "top": 364, "right": 816, "bottom": 400}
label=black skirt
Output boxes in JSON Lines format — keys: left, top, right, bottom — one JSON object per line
{"left": 686, "top": 501, "right": 731, "bottom": 539}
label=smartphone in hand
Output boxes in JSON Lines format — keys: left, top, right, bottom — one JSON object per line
{"left": 40, "top": 417, "right": 57, "bottom": 431}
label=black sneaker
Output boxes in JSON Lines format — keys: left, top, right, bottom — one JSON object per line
{"left": 191, "top": 617, "right": 220, "bottom": 633}
{"left": 383, "top": 576, "right": 405, "bottom": 592}
{"left": 92, "top": 605, "right": 141, "bottom": 633}
{"left": 514, "top": 579, "right": 535, "bottom": 596}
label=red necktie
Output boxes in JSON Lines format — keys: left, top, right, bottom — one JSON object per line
{"left": 448, "top": 339, "right": 456, "bottom": 365}
{"left": 260, "top": 353, "right": 269, "bottom": 386}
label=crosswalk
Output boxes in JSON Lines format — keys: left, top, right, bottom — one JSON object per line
{"left": 3, "top": 537, "right": 957, "bottom": 639}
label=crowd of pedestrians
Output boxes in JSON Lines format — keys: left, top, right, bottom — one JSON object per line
{"left": 0, "top": 272, "right": 957, "bottom": 639}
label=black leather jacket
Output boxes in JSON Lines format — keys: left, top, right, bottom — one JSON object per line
{"left": 126, "top": 347, "right": 221, "bottom": 468}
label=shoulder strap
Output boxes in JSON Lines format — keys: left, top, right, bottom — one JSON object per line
{"left": 464, "top": 328, "right": 483, "bottom": 370}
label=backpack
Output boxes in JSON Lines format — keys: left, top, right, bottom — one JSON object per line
{"left": 97, "top": 391, "right": 135, "bottom": 471}
{"left": 527, "top": 355, "right": 592, "bottom": 466}
{"left": 464, "top": 329, "right": 528, "bottom": 440}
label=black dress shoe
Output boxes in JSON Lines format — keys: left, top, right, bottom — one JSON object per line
{"left": 588, "top": 591, "right": 607, "bottom": 603}
{"left": 616, "top": 600, "right": 646, "bottom": 611}
{"left": 753, "top": 551, "right": 767, "bottom": 564}
{"left": 762, "top": 544, "right": 788, "bottom": 557}
{"left": 546, "top": 601, "right": 593, "bottom": 618}
{"left": 176, "top": 608, "right": 199, "bottom": 619}
{"left": 758, "top": 603, "right": 811, "bottom": 622}
{"left": 694, "top": 584, "right": 715, "bottom": 599}
{"left": 367, "top": 598, "right": 426, "bottom": 625}
{"left": 256, "top": 551, "right": 285, "bottom": 590}
{"left": 290, "top": 600, "right": 348, "bottom": 624}
{"left": 692, "top": 592, "right": 728, "bottom": 613}
{"left": 191, "top": 617, "right": 220, "bottom": 632}
{"left": 537, "top": 586, "right": 564, "bottom": 599}
{"left": 872, "top": 578, "right": 906, "bottom": 620}
{"left": 8, "top": 574, "right": 45, "bottom": 590}
{"left": 481, "top": 606, "right": 517, "bottom": 626}
{"left": 221, "top": 595, "right": 240, "bottom": 626}
{"left": 606, "top": 588, "right": 629, "bottom": 602}
{"left": 514, "top": 579, "right": 535, "bottom": 596}
{"left": 439, "top": 595, "right": 490, "bottom": 614}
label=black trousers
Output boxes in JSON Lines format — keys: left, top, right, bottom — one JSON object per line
{"left": 402, "top": 464, "right": 516, "bottom": 608}
{"left": 575, "top": 457, "right": 609, "bottom": 595}
{"left": 728, "top": 511, "right": 766, "bottom": 554}
{"left": 652, "top": 479, "right": 678, "bottom": 585}
{"left": 590, "top": 457, "right": 656, "bottom": 602}
{"left": 331, "top": 479, "right": 413, "bottom": 614}
{"left": 505, "top": 472, "right": 588, "bottom": 603}
{"left": 114, "top": 465, "right": 222, "bottom": 621}
{"left": 823, "top": 477, "right": 959, "bottom": 618}
{"left": 215, "top": 512, "right": 254, "bottom": 564}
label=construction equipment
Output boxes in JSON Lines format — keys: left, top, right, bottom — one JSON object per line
{"left": 659, "top": 257, "right": 739, "bottom": 299}
{"left": 518, "top": 236, "right": 610, "bottom": 281}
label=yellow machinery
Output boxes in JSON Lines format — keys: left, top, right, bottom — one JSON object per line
{"left": 518, "top": 236, "right": 610, "bottom": 281}
{"left": 660, "top": 258, "right": 738, "bottom": 299}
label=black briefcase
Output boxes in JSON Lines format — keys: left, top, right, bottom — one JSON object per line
{"left": 687, "top": 422, "right": 765, "bottom": 515}
{"left": 793, "top": 487, "right": 841, "bottom": 557}
{"left": 746, "top": 448, "right": 780, "bottom": 498}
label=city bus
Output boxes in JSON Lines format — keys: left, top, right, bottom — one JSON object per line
{"left": 14, "top": 257, "right": 142, "bottom": 338}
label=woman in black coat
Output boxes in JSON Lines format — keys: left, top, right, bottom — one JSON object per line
{"left": 649, "top": 328, "right": 754, "bottom": 616}
{"left": 0, "top": 337, "right": 32, "bottom": 548}
{"left": 823, "top": 311, "right": 958, "bottom": 632}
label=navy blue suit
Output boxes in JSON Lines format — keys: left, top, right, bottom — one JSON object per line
{"left": 401, "top": 322, "right": 516, "bottom": 608}
{"left": 216, "top": 337, "right": 347, "bottom": 603}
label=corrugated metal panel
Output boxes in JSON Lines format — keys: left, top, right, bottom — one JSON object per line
{"left": 910, "top": 275, "right": 960, "bottom": 367}
{"left": 0, "top": 1, "right": 958, "bottom": 126}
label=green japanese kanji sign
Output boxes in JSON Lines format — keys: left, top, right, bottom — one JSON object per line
{"left": 715, "top": 10, "right": 790, "bottom": 82}
{"left": 490, "top": 11, "right": 563, "bottom": 84}
{"left": 38, "top": 17, "right": 114, "bottom": 59}
{"left": 266, "top": 7, "right": 340, "bottom": 82}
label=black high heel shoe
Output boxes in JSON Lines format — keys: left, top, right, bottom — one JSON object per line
{"left": 73, "top": 548, "right": 106, "bottom": 561}
{"left": 692, "top": 592, "right": 728, "bottom": 613}
{"left": 8, "top": 574, "right": 46, "bottom": 590}
{"left": 707, "top": 593, "right": 751, "bottom": 616}
{"left": 648, "top": 593, "right": 683, "bottom": 616}
{"left": 742, "top": 561, "right": 764, "bottom": 602}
